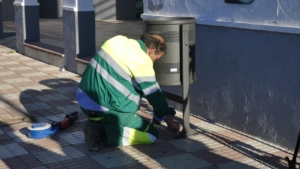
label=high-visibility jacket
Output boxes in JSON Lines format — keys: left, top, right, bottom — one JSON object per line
{"left": 76, "top": 35, "right": 175, "bottom": 120}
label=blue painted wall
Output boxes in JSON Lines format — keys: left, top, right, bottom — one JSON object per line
{"left": 143, "top": 0, "right": 300, "bottom": 149}
{"left": 193, "top": 25, "right": 300, "bottom": 149}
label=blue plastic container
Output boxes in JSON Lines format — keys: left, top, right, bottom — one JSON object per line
{"left": 27, "top": 123, "right": 59, "bottom": 139}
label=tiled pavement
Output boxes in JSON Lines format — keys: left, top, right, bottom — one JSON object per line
{"left": 0, "top": 20, "right": 299, "bottom": 169}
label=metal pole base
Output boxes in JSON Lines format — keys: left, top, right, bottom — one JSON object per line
{"left": 286, "top": 131, "right": 300, "bottom": 169}
{"left": 285, "top": 157, "right": 297, "bottom": 169}
{"left": 174, "top": 129, "right": 195, "bottom": 139}
{"left": 151, "top": 117, "right": 195, "bottom": 139}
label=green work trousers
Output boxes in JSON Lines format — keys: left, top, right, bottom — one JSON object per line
{"left": 81, "top": 108, "right": 159, "bottom": 146}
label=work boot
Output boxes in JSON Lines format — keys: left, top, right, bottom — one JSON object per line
{"left": 82, "top": 120, "right": 106, "bottom": 151}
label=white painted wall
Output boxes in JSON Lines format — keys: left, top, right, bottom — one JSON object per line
{"left": 142, "top": 0, "right": 300, "bottom": 34}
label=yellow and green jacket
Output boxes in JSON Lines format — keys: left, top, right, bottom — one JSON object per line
{"left": 76, "top": 35, "right": 175, "bottom": 120}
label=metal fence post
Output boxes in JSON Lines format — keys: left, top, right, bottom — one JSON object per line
{"left": 14, "top": 0, "right": 40, "bottom": 54}
{"left": 62, "top": 0, "right": 95, "bottom": 73}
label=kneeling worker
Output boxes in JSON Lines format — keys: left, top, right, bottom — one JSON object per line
{"left": 76, "top": 33, "right": 180, "bottom": 150}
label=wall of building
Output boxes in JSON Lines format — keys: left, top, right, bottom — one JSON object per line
{"left": 2, "top": 0, "right": 14, "bottom": 21}
{"left": 94, "top": 0, "right": 141, "bottom": 20}
{"left": 192, "top": 26, "right": 300, "bottom": 149}
{"left": 143, "top": 0, "right": 300, "bottom": 34}
{"left": 143, "top": 0, "right": 300, "bottom": 149}
{"left": 84, "top": 0, "right": 143, "bottom": 20}
{"left": 2, "top": 0, "right": 143, "bottom": 21}
{"left": 39, "top": 0, "right": 63, "bottom": 19}
{"left": 2, "top": 0, "right": 63, "bottom": 21}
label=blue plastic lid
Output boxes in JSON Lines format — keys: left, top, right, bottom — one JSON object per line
{"left": 28, "top": 123, "right": 51, "bottom": 131}
{"left": 32, "top": 123, "right": 47, "bottom": 128}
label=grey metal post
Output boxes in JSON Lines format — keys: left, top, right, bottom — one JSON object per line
{"left": 14, "top": 0, "right": 40, "bottom": 54}
{"left": 0, "top": 0, "right": 3, "bottom": 39}
{"left": 62, "top": 0, "right": 95, "bottom": 73}
{"left": 181, "top": 24, "right": 193, "bottom": 137}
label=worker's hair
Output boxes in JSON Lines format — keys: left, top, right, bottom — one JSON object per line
{"left": 140, "top": 33, "right": 167, "bottom": 54}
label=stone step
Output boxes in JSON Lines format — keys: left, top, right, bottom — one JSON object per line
{"left": 75, "top": 57, "right": 92, "bottom": 75}
{"left": 24, "top": 42, "right": 92, "bottom": 75}
{"left": 24, "top": 42, "right": 64, "bottom": 68}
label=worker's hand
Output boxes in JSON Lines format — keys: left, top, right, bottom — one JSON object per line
{"left": 168, "top": 121, "right": 180, "bottom": 136}
{"left": 164, "top": 116, "right": 180, "bottom": 136}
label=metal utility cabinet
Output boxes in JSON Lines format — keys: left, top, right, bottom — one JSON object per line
{"left": 144, "top": 17, "right": 196, "bottom": 137}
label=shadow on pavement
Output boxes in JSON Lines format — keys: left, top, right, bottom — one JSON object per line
{"left": 0, "top": 73, "right": 294, "bottom": 168}
{"left": 175, "top": 114, "right": 295, "bottom": 168}
{"left": 0, "top": 78, "right": 100, "bottom": 168}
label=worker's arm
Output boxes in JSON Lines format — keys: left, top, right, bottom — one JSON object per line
{"left": 130, "top": 61, "right": 176, "bottom": 120}
{"left": 132, "top": 62, "right": 180, "bottom": 134}
{"left": 145, "top": 89, "right": 180, "bottom": 134}
{"left": 145, "top": 88, "right": 176, "bottom": 120}
{"left": 128, "top": 51, "right": 177, "bottom": 122}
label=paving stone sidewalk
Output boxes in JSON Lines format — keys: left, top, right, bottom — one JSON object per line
{"left": 0, "top": 45, "right": 297, "bottom": 169}
{"left": 0, "top": 20, "right": 299, "bottom": 169}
